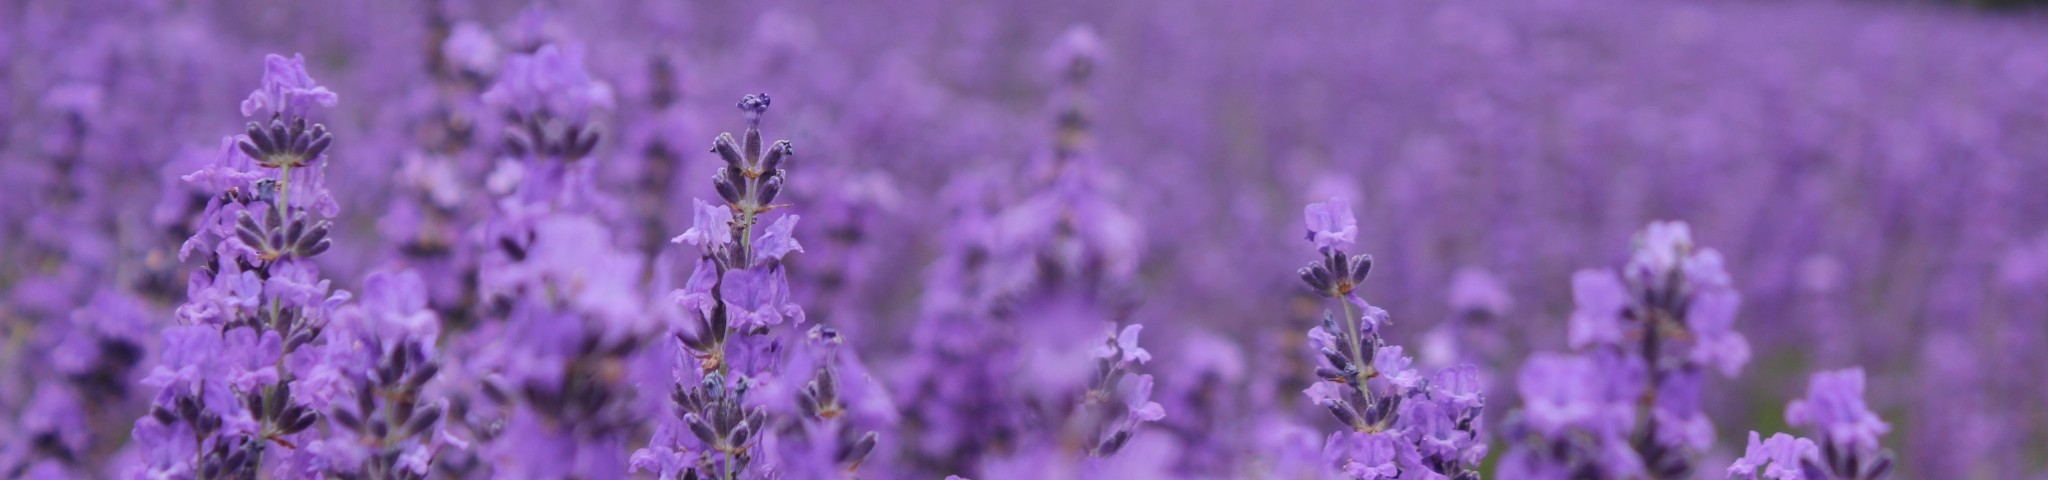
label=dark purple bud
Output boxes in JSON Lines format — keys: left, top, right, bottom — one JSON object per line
{"left": 1326, "top": 402, "right": 1365, "bottom": 428}
{"left": 177, "top": 396, "right": 202, "bottom": 421}
{"left": 1801, "top": 459, "right": 1829, "bottom": 480}
{"left": 817, "top": 368, "right": 839, "bottom": 403}
{"left": 290, "top": 128, "right": 314, "bottom": 159}
{"left": 238, "top": 140, "right": 266, "bottom": 163}
{"left": 246, "top": 122, "right": 276, "bottom": 153}
{"left": 570, "top": 126, "right": 600, "bottom": 159}
{"left": 357, "top": 380, "right": 378, "bottom": 416}
{"left": 284, "top": 215, "right": 306, "bottom": 247}
{"left": 1098, "top": 430, "right": 1132, "bottom": 456}
{"left": 303, "top": 133, "right": 331, "bottom": 160}
{"left": 1298, "top": 267, "right": 1324, "bottom": 293}
{"left": 712, "top": 134, "right": 743, "bottom": 169}
{"left": 1350, "top": 254, "right": 1373, "bottom": 283}
{"left": 684, "top": 414, "right": 718, "bottom": 445}
{"left": 294, "top": 224, "right": 329, "bottom": 258}
{"left": 268, "top": 120, "right": 291, "bottom": 155}
{"left": 798, "top": 395, "right": 820, "bottom": 419}
{"left": 403, "top": 405, "right": 442, "bottom": 437}
{"left": 840, "top": 431, "right": 878, "bottom": 465}
{"left": 503, "top": 128, "right": 531, "bottom": 158}
{"left": 761, "top": 140, "right": 791, "bottom": 172}
{"left": 1864, "top": 454, "right": 1893, "bottom": 480}
{"left": 714, "top": 172, "right": 743, "bottom": 205}
{"left": 332, "top": 407, "right": 362, "bottom": 432}
{"left": 151, "top": 406, "right": 176, "bottom": 424}
{"left": 406, "top": 363, "right": 440, "bottom": 389}
{"left": 481, "top": 380, "right": 511, "bottom": 404}
{"left": 1320, "top": 347, "right": 1350, "bottom": 368}
{"left": 758, "top": 175, "right": 784, "bottom": 205}
{"left": 287, "top": 330, "right": 317, "bottom": 351}
{"left": 728, "top": 421, "right": 752, "bottom": 447}
{"left": 243, "top": 393, "right": 265, "bottom": 418}
{"left": 266, "top": 384, "right": 290, "bottom": 418}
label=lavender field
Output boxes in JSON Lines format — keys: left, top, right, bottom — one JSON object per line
{"left": 5, "top": 0, "right": 2048, "bottom": 478}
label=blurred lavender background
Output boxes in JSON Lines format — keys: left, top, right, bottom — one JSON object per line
{"left": 5, "top": 0, "right": 2048, "bottom": 477}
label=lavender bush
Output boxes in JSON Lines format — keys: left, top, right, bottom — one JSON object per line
{"left": 7, "top": 0, "right": 2048, "bottom": 478}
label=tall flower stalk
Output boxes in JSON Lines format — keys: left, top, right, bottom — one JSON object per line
{"left": 1499, "top": 221, "right": 1751, "bottom": 479}
{"left": 129, "top": 53, "right": 349, "bottom": 479}
{"left": 1295, "top": 198, "right": 1487, "bottom": 479}
{"left": 895, "top": 26, "right": 1166, "bottom": 478}
{"left": 634, "top": 94, "right": 890, "bottom": 479}
{"left": 454, "top": 40, "right": 649, "bottom": 478}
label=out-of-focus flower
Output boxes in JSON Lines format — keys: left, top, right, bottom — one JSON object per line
{"left": 240, "top": 53, "right": 339, "bottom": 118}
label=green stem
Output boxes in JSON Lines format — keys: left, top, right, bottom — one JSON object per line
{"left": 1338, "top": 295, "right": 1374, "bottom": 418}
{"left": 276, "top": 164, "right": 293, "bottom": 220}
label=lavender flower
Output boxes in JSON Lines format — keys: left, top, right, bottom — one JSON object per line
{"left": 304, "top": 269, "right": 449, "bottom": 479}
{"left": 1293, "top": 198, "right": 1486, "bottom": 479}
{"left": 894, "top": 26, "right": 1168, "bottom": 477}
{"left": 130, "top": 53, "right": 350, "bottom": 479}
{"left": 422, "top": 26, "right": 650, "bottom": 478}
{"left": 1728, "top": 368, "right": 1895, "bottom": 480}
{"left": 1502, "top": 221, "right": 1750, "bottom": 479}
{"left": 636, "top": 94, "right": 890, "bottom": 479}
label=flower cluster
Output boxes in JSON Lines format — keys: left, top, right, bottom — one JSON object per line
{"left": 894, "top": 26, "right": 1167, "bottom": 478}
{"left": 632, "top": 94, "right": 893, "bottom": 479}
{"left": 306, "top": 270, "right": 450, "bottom": 479}
{"left": 1499, "top": 221, "right": 1751, "bottom": 479}
{"left": 1295, "top": 198, "right": 1487, "bottom": 479}
{"left": 129, "top": 53, "right": 352, "bottom": 479}
{"left": 1729, "top": 368, "right": 1895, "bottom": 480}
{"left": 451, "top": 38, "right": 650, "bottom": 478}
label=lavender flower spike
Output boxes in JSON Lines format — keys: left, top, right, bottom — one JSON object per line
{"left": 638, "top": 94, "right": 886, "bottom": 479}
{"left": 131, "top": 52, "right": 350, "bottom": 479}
{"left": 1502, "top": 221, "right": 1750, "bottom": 479}
{"left": 1293, "top": 199, "right": 1485, "bottom": 479}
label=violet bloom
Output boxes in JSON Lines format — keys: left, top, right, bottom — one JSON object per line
{"left": 1304, "top": 197, "right": 1359, "bottom": 251}
{"left": 1293, "top": 199, "right": 1486, "bottom": 479}
{"left": 443, "top": 24, "right": 651, "bottom": 477}
{"left": 893, "top": 26, "right": 1167, "bottom": 477}
{"left": 1729, "top": 368, "right": 1895, "bottom": 480}
{"left": 307, "top": 269, "right": 450, "bottom": 479}
{"left": 1786, "top": 369, "right": 1890, "bottom": 452}
{"left": 130, "top": 53, "right": 350, "bottom": 479}
{"left": 637, "top": 95, "right": 885, "bottom": 479}
{"left": 1502, "top": 221, "right": 1750, "bottom": 479}
{"left": 239, "top": 53, "right": 339, "bottom": 119}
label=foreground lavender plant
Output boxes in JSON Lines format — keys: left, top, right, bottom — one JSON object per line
{"left": 1728, "top": 368, "right": 1895, "bottom": 480}
{"left": 1294, "top": 198, "right": 1486, "bottom": 479}
{"left": 1499, "top": 221, "right": 1750, "bottom": 479}
{"left": 129, "top": 53, "right": 350, "bottom": 479}
{"left": 633, "top": 94, "right": 891, "bottom": 479}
